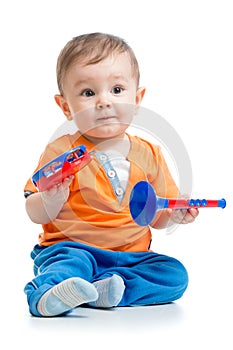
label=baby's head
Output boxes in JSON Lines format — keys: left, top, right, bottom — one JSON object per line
{"left": 56, "top": 32, "right": 140, "bottom": 96}
{"left": 55, "top": 33, "right": 145, "bottom": 143}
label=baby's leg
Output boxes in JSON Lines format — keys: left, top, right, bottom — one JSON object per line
{"left": 105, "top": 251, "right": 189, "bottom": 306}
{"left": 24, "top": 242, "right": 98, "bottom": 316}
{"left": 86, "top": 248, "right": 187, "bottom": 308}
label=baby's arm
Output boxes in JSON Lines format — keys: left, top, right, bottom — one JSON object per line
{"left": 25, "top": 176, "right": 73, "bottom": 224}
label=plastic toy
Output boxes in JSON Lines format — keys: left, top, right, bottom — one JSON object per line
{"left": 32, "top": 145, "right": 92, "bottom": 191}
{"left": 130, "top": 181, "right": 226, "bottom": 226}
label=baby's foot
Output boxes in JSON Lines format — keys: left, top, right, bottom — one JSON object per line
{"left": 37, "top": 277, "right": 98, "bottom": 316}
{"left": 89, "top": 274, "right": 125, "bottom": 308}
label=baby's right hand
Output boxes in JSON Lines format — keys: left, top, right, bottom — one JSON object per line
{"left": 26, "top": 175, "right": 74, "bottom": 224}
{"left": 41, "top": 175, "right": 74, "bottom": 206}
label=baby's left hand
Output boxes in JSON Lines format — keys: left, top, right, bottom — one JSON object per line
{"left": 171, "top": 208, "right": 199, "bottom": 224}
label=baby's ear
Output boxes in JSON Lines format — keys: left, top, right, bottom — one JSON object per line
{"left": 135, "top": 86, "right": 146, "bottom": 105}
{"left": 54, "top": 94, "right": 72, "bottom": 120}
{"left": 134, "top": 87, "right": 146, "bottom": 115}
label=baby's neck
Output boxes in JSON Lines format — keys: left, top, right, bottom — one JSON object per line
{"left": 97, "top": 134, "right": 130, "bottom": 158}
{"left": 83, "top": 133, "right": 130, "bottom": 158}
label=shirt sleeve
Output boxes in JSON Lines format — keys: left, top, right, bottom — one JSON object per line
{"left": 127, "top": 134, "right": 179, "bottom": 199}
{"left": 150, "top": 145, "right": 179, "bottom": 198}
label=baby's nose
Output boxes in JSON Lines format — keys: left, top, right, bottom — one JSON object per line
{"left": 96, "top": 96, "right": 112, "bottom": 109}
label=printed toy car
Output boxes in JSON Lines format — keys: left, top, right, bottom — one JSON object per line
{"left": 32, "top": 145, "right": 91, "bottom": 191}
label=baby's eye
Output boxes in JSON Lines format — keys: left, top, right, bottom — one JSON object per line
{"left": 81, "top": 89, "right": 95, "bottom": 97}
{"left": 111, "top": 86, "right": 124, "bottom": 94}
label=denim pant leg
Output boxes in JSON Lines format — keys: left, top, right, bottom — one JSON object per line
{"left": 24, "top": 242, "right": 98, "bottom": 316}
{"left": 76, "top": 245, "right": 189, "bottom": 306}
{"left": 97, "top": 251, "right": 189, "bottom": 306}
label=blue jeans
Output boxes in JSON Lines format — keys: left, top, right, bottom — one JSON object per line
{"left": 24, "top": 241, "right": 188, "bottom": 316}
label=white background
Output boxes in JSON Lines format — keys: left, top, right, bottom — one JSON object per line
{"left": 0, "top": 0, "right": 232, "bottom": 349}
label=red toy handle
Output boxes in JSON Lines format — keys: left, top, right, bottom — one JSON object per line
{"left": 167, "top": 198, "right": 226, "bottom": 209}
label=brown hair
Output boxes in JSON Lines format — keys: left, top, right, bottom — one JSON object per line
{"left": 56, "top": 32, "right": 140, "bottom": 95}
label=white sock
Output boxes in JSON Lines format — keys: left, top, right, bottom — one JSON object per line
{"left": 37, "top": 277, "right": 98, "bottom": 317}
{"left": 89, "top": 274, "right": 125, "bottom": 308}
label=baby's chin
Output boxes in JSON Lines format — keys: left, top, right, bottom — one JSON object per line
{"left": 82, "top": 125, "right": 128, "bottom": 143}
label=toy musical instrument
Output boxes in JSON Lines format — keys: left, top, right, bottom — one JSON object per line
{"left": 129, "top": 181, "right": 226, "bottom": 226}
{"left": 32, "top": 145, "right": 91, "bottom": 191}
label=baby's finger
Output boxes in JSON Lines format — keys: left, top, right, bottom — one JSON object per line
{"left": 62, "top": 175, "right": 74, "bottom": 186}
{"left": 189, "top": 208, "right": 199, "bottom": 218}
{"left": 182, "top": 208, "right": 199, "bottom": 223}
{"left": 171, "top": 209, "right": 187, "bottom": 224}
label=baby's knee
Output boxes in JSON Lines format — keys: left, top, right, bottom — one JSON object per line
{"left": 172, "top": 258, "right": 189, "bottom": 293}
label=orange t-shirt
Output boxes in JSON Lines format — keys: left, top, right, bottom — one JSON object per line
{"left": 24, "top": 132, "right": 179, "bottom": 252}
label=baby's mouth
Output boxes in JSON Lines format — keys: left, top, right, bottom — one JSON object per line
{"left": 97, "top": 116, "right": 117, "bottom": 121}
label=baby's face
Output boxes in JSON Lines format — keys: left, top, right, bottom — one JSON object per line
{"left": 61, "top": 53, "right": 144, "bottom": 143}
